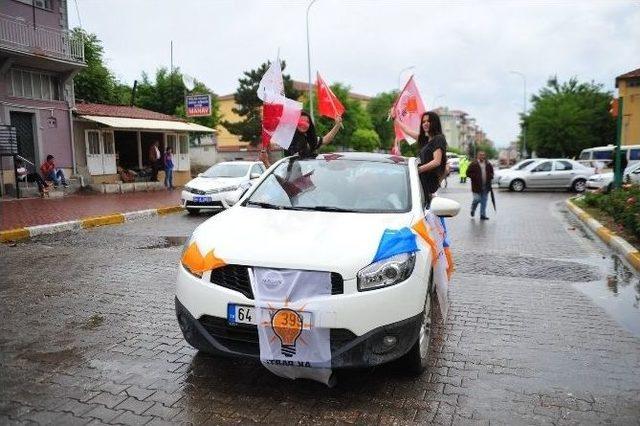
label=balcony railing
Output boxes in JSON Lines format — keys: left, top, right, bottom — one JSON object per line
{"left": 0, "top": 13, "right": 84, "bottom": 64}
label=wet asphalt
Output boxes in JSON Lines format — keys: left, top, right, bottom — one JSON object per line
{"left": 1, "top": 179, "right": 639, "bottom": 425}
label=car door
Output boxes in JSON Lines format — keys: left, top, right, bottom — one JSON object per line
{"left": 552, "top": 160, "right": 575, "bottom": 188}
{"left": 527, "top": 161, "right": 553, "bottom": 188}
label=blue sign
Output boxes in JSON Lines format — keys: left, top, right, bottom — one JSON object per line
{"left": 186, "top": 94, "right": 211, "bottom": 117}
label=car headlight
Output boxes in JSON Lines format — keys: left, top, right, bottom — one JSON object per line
{"left": 181, "top": 235, "right": 203, "bottom": 278}
{"left": 184, "top": 185, "right": 194, "bottom": 192}
{"left": 357, "top": 252, "right": 416, "bottom": 291}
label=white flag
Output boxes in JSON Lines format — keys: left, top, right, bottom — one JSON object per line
{"left": 257, "top": 59, "right": 284, "bottom": 103}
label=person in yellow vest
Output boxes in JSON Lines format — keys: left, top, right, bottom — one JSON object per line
{"left": 459, "top": 156, "right": 469, "bottom": 183}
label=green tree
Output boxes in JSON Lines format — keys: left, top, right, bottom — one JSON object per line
{"left": 223, "top": 61, "right": 300, "bottom": 146}
{"left": 523, "top": 76, "right": 615, "bottom": 158}
{"left": 304, "top": 83, "right": 378, "bottom": 151}
{"left": 367, "top": 91, "right": 398, "bottom": 150}
{"left": 351, "top": 129, "right": 381, "bottom": 152}
{"left": 135, "top": 67, "right": 220, "bottom": 128}
{"left": 72, "top": 28, "right": 129, "bottom": 104}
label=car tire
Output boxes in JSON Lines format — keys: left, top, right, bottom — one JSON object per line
{"left": 509, "top": 179, "right": 525, "bottom": 192}
{"left": 572, "top": 179, "right": 587, "bottom": 193}
{"left": 401, "top": 272, "right": 439, "bottom": 376}
{"left": 187, "top": 208, "right": 200, "bottom": 215}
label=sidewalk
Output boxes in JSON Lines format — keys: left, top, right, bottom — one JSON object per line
{"left": 1, "top": 190, "right": 182, "bottom": 231}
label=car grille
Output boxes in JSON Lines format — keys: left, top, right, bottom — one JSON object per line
{"left": 209, "top": 265, "right": 344, "bottom": 298}
{"left": 188, "top": 188, "right": 207, "bottom": 195}
{"left": 198, "top": 315, "right": 357, "bottom": 356}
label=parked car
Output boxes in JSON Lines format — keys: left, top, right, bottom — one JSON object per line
{"left": 492, "top": 158, "right": 543, "bottom": 184}
{"left": 578, "top": 144, "right": 640, "bottom": 170}
{"left": 496, "top": 159, "right": 594, "bottom": 192}
{"left": 587, "top": 162, "right": 640, "bottom": 193}
{"left": 181, "top": 161, "right": 265, "bottom": 214}
{"left": 446, "top": 153, "right": 460, "bottom": 172}
{"left": 175, "top": 152, "right": 461, "bottom": 374}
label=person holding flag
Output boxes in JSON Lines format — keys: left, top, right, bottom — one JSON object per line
{"left": 394, "top": 111, "right": 448, "bottom": 205}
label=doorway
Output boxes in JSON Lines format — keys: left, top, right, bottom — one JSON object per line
{"left": 10, "top": 111, "right": 37, "bottom": 165}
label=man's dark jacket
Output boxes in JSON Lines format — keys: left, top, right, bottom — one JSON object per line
{"left": 467, "top": 160, "right": 494, "bottom": 194}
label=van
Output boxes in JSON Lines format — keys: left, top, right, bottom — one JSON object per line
{"left": 578, "top": 145, "right": 640, "bottom": 169}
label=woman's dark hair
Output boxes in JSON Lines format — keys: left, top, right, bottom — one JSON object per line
{"left": 295, "top": 110, "right": 318, "bottom": 158}
{"left": 417, "top": 111, "right": 443, "bottom": 147}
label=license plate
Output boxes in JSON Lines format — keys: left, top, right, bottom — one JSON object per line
{"left": 193, "top": 196, "right": 211, "bottom": 203}
{"left": 227, "top": 304, "right": 312, "bottom": 328}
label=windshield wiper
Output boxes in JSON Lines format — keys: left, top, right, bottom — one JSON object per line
{"left": 290, "top": 206, "right": 359, "bottom": 213}
{"left": 245, "top": 201, "right": 284, "bottom": 209}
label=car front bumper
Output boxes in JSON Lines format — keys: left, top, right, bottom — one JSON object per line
{"left": 175, "top": 257, "right": 430, "bottom": 368}
{"left": 181, "top": 190, "right": 229, "bottom": 210}
{"left": 175, "top": 296, "right": 422, "bottom": 368}
{"left": 586, "top": 180, "right": 607, "bottom": 191}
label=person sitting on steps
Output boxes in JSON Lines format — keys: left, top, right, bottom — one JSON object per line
{"left": 40, "top": 155, "right": 68, "bottom": 188}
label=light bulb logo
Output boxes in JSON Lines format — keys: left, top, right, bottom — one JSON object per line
{"left": 271, "top": 308, "right": 303, "bottom": 357}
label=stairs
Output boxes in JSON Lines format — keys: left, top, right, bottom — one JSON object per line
{"left": 17, "top": 178, "right": 82, "bottom": 199}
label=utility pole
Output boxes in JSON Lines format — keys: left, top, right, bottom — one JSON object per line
{"left": 306, "top": 0, "right": 318, "bottom": 121}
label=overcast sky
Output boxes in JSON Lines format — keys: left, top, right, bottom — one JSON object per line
{"left": 69, "top": 0, "right": 640, "bottom": 148}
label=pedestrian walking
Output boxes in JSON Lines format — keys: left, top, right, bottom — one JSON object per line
{"left": 459, "top": 156, "right": 469, "bottom": 183}
{"left": 164, "top": 147, "right": 174, "bottom": 190}
{"left": 148, "top": 140, "right": 162, "bottom": 181}
{"left": 394, "top": 111, "right": 447, "bottom": 206}
{"left": 467, "top": 151, "right": 494, "bottom": 220}
{"left": 39, "top": 155, "right": 68, "bottom": 188}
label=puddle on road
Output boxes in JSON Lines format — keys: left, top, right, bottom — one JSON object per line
{"left": 19, "top": 347, "right": 85, "bottom": 365}
{"left": 573, "top": 254, "right": 640, "bottom": 337}
{"left": 137, "top": 236, "right": 188, "bottom": 250}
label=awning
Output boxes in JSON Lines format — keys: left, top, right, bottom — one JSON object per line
{"left": 78, "top": 115, "right": 216, "bottom": 133}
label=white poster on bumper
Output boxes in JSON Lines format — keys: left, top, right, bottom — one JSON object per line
{"left": 250, "top": 268, "right": 333, "bottom": 385}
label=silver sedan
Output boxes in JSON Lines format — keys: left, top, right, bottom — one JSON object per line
{"left": 496, "top": 159, "right": 595, "bottom": 192}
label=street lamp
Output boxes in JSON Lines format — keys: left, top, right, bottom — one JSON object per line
{"left": 510, "top": 70, "right": 527, "bottom": 158}
{"left": 397, "top": 65, "right": 415, "bottom": 90}
{"left": 306, "top": 0, "right": 319, "bottom": 121}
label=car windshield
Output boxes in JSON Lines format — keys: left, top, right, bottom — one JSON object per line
{"left": 202, "top": 163, "right": 249, "bottom": 178}
{"left": 244, "top": 158, "right": 411, "bottom": 213}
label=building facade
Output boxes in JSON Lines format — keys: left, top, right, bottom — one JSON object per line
{"left": 616, "top": 67, "right": 640, "bottom": 146}
{"left": 0, "top": 0, "right": 84, "bottom": 179}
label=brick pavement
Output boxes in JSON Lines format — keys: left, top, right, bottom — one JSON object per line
{"left": 0, "top": 190, "right": 181, "bottom": 231}
{"left": 1, "top": 184, "right": 639, "bottom": 425}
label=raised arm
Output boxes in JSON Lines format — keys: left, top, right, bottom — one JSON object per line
{"left": 393, "top": 117, "right": 420, "bottom": 141}
{"left": 319, "top": 116, "right": 343, "bottom": 146}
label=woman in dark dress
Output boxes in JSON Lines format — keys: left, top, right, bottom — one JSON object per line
{"left": 260, "top": 111, "right": 342, "bottom": 166}
{"left": 394, "top": 111, "right": 447, "bottom": 204}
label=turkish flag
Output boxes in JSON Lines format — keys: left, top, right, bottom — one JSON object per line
{"left": 261, "top": 103, "right": 283, "bottom": 148}
{"left": 316, "top": 72, "right": 345, "bottom": 119}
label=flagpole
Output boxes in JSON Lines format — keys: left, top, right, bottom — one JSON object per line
{"left": 306, "top": 0, "right": 318, "bottom": 122}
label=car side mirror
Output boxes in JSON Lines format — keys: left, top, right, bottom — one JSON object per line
{"left": 250, "top": 172, "right": 261, "bottom": 179}
{"left": 429, "top": 197, "right": 461, "bottom": 218}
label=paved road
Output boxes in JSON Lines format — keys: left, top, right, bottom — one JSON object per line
{"left": 1, "top": 181, "right": 639, "bottom": 425}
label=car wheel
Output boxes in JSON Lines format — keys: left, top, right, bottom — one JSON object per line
{"left": 187, "top": 208, "right": 200, "bottom": 215}
{"left": 401, "top": 276, "right": 437, "bottom": 375}
{"left": 572, "top": 179, "right": 587, "bottom": 193}
{"left": 509, "top": 179, "right": 525, "bottom": 192}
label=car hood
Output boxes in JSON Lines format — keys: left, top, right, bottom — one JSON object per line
{"left": 190, "top": 206, "right": 417, "bottom": 279}
{"left": 187, "top": 176, "right": 246, "bottom": 190}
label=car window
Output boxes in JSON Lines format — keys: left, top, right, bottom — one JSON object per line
{"left": 514, "top": 159, "right": 536, "bottom": 170}
{"left": 578, "top": 151, "right": 591, "bottom": 160}
{"left": 203, "top": 163, "right": 250, "bottom": 178}
{"left": 554, "top": 161, "right": 573, "bottom": 171}
{"left": 245, "top": 158, "right": 411, "bottom": 213}
{"left": 533, "top": 161, "right": 552, "bottom": 172}
{"left": 630, "top": 148, "right": 640, "bottom": 161}
{"left": 593, "top": 150, "right": 613, "bottom": 160}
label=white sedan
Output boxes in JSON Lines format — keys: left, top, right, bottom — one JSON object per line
{"left": 181, "top": 161, "right": 265, "bottom": 214}
{"left": 175, "top": 152, "right": 460, "bottom": 374}
{"left": 587, "top": 162, "right": 640, "bottom": 192}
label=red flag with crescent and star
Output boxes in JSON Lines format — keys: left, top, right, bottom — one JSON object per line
{"left": 316, "top": 72, "right": 345, "bottom": 119}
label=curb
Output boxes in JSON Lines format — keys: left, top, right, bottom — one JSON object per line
{"left": 566, "top": 198, "right": 640, "bottom": 272}
{"left": 0, "top": 205, "right": 184, "bottom": 243}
